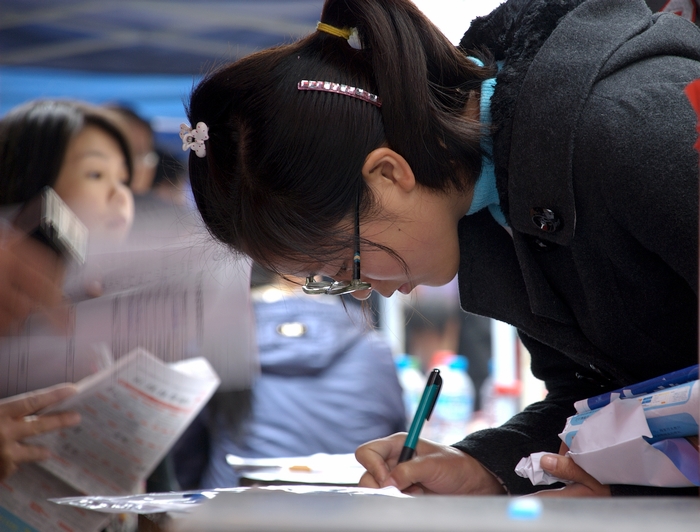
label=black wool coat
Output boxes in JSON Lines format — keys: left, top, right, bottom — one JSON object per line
{"left": 453, "top": 0, "right": 700, "bottom": 495}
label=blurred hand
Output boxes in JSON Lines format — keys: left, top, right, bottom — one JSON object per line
{"left": 0, "top": 226, "right": 65, "bottom": 334}
{"left": 355, "top": 433, "right": 506, "bottom": 495}
{"left": 0, "top": 384, "right": 81, "bottom": 480}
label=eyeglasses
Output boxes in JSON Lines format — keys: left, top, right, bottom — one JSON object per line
{"left": 302, "top": 193, "right": 372, "bottom": 296}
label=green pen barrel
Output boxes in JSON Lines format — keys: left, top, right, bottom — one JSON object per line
{"left": 403, "top": 377, "right": 441, "bottom": 450}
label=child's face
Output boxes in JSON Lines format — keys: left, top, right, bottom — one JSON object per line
{"left": 53, "top": 125, "right": 134, "bottom": 243}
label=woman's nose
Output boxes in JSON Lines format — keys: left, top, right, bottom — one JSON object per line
{"left": 111, "top": 181, "right": 132, "bottom": 205}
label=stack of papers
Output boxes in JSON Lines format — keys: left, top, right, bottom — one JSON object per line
{"left": 227, "top": 452, "right": 366, "bottom": 486}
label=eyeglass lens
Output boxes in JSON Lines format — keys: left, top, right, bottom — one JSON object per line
{"left": 302, "top": 192, "right": 371, "bottom": 296}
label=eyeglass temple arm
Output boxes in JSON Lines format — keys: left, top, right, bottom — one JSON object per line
{"left": 353, "top": 192, "right": 361, "bottom": 282}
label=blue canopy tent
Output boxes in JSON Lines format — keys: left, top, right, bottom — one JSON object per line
{"left": 0, "top": 0, "right": 323, "bottom": 151}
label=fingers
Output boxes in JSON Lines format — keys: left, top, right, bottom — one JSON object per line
{"left": 0, "top": 453, "right": 19, "bottom": 481}
{"left": 539, "top": 454, "right": 609, "bottom": 496}
{"left": 356, "top": 434, "right": 426, "bottom": 492}
{"left": 359, "top": 436, "right": 505, "bottom": 495}
{"left": 0, "top": 383, "right": 78, "bottom": 418}
{"left": 355, "top": 433, "right": 405, "bottom": 488}
{"left": 12, "top": 441, "right": 52, "bottom": 465}
{"left": 386, "top": 454, "right": 437, "bottom": 492}
{"left": 16, "top": 410, "right": 81, "bottom": 440}
{"left": 0, "top": 434, "right": 53, "bottom": 482}
{"left": 358, "top": 470, "right": 382, "bottom": 489}
{"left": 0, "top": 388, "right": 80, "bottom": 482}
{"left": 540, "top": 454, "right": 588, "bottom": 483}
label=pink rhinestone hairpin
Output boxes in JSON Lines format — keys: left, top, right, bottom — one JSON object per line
{"left": 297, "top": 80, "right": 382, "bottom": 108}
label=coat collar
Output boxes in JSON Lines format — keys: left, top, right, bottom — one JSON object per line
{"left": 461, "top": 0, "right": 653, "bottom": 245}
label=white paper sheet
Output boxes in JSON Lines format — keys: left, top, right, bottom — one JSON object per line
{"left": 227, "top": 453, "right": 366, "bottom": 486}
{"left": 49, "top": 485, "right": 410, "bottom": 516}
{"left": 0, "top": 464, "right": 109, "bottom": 532}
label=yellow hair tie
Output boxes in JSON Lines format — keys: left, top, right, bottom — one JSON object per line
{"left": 316, "top": 22, "right": 352, "bottom": 40}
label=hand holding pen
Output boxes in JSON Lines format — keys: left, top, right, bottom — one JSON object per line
{"left": 356, "top": 367, "right": 507, "bottom": 495}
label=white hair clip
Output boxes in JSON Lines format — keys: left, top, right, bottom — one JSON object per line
{"left": 347, "top": 28, "right": 361, "bottom": 50}
{"left": 180, "top": 122, "right": 209, "bottom": 158}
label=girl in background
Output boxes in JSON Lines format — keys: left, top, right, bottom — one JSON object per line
{"left": 0, "top": 99, "right": 135, "bottom": 478}
{"left": 0, "top": 99, "right": 134, "bottom": 246}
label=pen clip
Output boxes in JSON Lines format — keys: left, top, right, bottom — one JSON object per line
{"left": 424, "top": 369, "right": 442, "bottom": 421}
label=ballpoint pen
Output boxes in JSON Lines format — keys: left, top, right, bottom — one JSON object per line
{"left": 398, "top": 368, "right": 442, "bottom": 463}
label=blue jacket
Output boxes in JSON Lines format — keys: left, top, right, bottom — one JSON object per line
{"left": 200, "top": 291, "right": 406, "bottom": 488}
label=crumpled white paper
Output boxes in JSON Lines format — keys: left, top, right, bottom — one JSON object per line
{"left": 514, "top": 452, "right": 572, "bottom": 485}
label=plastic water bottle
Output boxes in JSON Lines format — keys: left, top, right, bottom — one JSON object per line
{"left": 480, "top": 359, "right": 496, "bottom": 426}
{"left": 394, "top": 354, "right": 426, "bottom": 429}
{"left": 427, "top": 351, "right": 475, "bottom": 444}
{"left": 480, "top": 358, "right": 521, "bottom": 428}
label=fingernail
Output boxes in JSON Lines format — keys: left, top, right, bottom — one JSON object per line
{"left": 67, "top": 413, "right": 81, "bottom": 425}
{"left": 382, "top": 477, "right": 398, "bottom": 488}
{"left": 540, "top": 455, "right": 557, "bottom": 470}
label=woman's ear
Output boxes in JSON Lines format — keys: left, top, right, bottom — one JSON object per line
{"left": 361, "top": 148, "right": 416, "bottom": 193}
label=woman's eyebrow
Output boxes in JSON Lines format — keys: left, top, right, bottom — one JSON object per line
{"left": 76, "top": 149, "right": 109, "bottom": 159}
{"left": 333, "top": 262, "right": 348, "bottom": 278}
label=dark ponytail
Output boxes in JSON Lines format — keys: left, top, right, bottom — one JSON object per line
{"left": 186, "top": 0, "right": 492, "bottom": 272}
{"left": 322, "top": 0, "right": 492, "bottom": 191}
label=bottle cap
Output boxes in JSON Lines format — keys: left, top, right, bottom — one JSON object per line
{"left": 430, "top": 350, "right": 455, "bottom": 367}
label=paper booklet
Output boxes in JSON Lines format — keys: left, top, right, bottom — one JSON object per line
{"left": 0, "top": 348, "right": 220, "bottom": 532}
{"left": 0, "top": 220, "right": 259, "bottom": 398}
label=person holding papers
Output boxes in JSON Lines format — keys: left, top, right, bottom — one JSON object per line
{"left": 0, "top": 99, "right": 135, "bottom": 318}
{"left": 0, "top": 100, "right": 134, "bottom": 479}
{"left": 173, "top": 266, "right": 406, "bottom": 489}
{"left": 0, "top": 384, "right": 80, "bottom": 480}
{"left": 180, "top": 0, "right": 699, "bottom": 496}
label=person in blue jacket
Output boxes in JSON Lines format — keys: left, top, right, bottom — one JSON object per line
{"left": 175, "top": 266, "right": 405, "bottom": 489}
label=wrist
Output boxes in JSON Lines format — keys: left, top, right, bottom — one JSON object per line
{"left": 477, "top": 464, "right": 509, "bottom": 495}
{"left": 456, "top": 449, "right": 508, "bottom": 495}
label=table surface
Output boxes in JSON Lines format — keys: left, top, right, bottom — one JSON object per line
{"left": 168, "top": 491, "right": 700, "bottom": 532}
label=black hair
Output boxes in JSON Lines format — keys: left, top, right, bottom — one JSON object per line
{"left": 104, "top": 103, "right": 154, "bottom": 136}
{"left": 186, "top": 0, "right": 493, "bottom": 274}
{"left": 153, "top": 149, "right": 185, "bottom": 188}
{"left": 0, "top": 99, "right": 133, "bottom": 205}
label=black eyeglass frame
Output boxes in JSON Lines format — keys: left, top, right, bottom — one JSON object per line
{"left": 302, "top": 193, "right": 372, "bottom": 296}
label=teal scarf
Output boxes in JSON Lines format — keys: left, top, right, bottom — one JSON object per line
{"left": 465, "top": 58, "right": 506, "bottom": 226}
